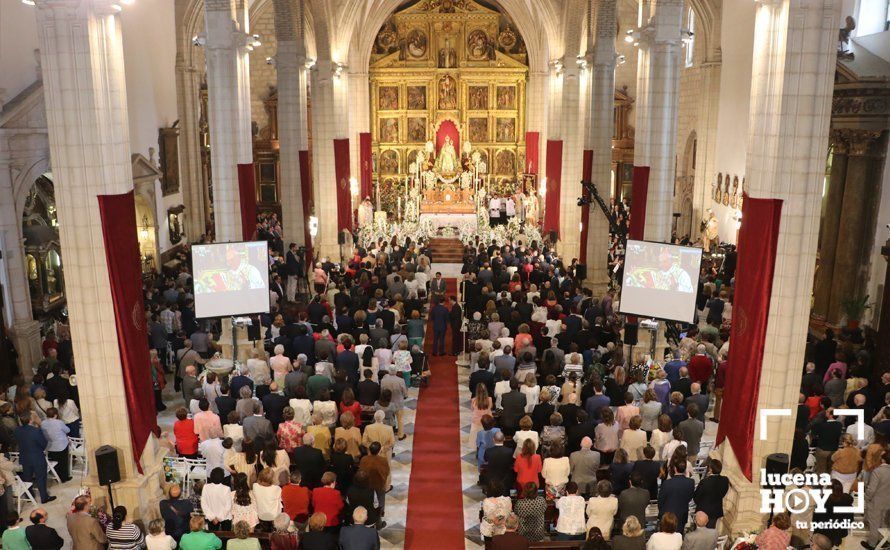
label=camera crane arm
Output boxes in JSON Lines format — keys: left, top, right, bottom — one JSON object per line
{"left": 578, "top": 180, "right": 619, "bottom": 235}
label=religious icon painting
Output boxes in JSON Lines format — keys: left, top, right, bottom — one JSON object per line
{"left": 379, "top": 150, "right": 399, "bottom": 174}
{"left": 379, "top": 118, "right": 399, "bottom": 143}
{"left": 378, "top": 86, "right": 399, "bottom": 110}
{"left": 407, "top": 86, "right": 427, "bottom": 110}
{"left": 438, "top": 75, "right": 458, "bottom": 110}
{"left": 407, "top": 117, "right": 427, "bottom": 142}
{"left": 469, "top": 86, "right": 489, "bottom": 110}
{"left": 467, "top": 29, "right": 494, "bottom": 60}
{"left": 469, "top": 118, "right": 488, "bottom": 143}
{"left": 496, "top": 86, "right": 516, "bottom": 109}
{"left": 715, "top": 173, "right": 723, "bottom": 203}
{"left": 496, "top": 150, "right": 515, "bottom": 174}
{"left": 722, "top": 176, "right": 731, "bottom": 206}
{"left": 406, "top": 29, "right": 428, "bottom": 58}
{"left": 496, "top": 118, "right": 515, "bottom": 142}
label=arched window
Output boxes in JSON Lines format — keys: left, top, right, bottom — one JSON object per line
{"left": 684, "top": 8, "right": 696, "bottom": 68}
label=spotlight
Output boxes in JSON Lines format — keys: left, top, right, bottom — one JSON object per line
{"left": 624, "top": 35, "right": 634, "bottom": 43}
{"left": 192, "top": 34, "right": 206, "bottom": 47}
{"left": 21, "top": 0, "right": 36, "bottom": 5}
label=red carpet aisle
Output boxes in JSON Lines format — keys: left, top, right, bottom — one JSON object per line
{"left": 404, "top": 278, "right": 466, "bottom": 550}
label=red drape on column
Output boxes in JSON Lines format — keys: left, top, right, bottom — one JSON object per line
{"left": 525, "top": 132, "right": 540, "bottom": 174}
{"left": 435, "top": 120, "right": 460, "bottom": 157}
{"left": 359, "top": 133, "right": 373, "bottom": 199}
{"left": 580, "top": 150, "right": 593, "bottom": 263}
{"left": 237, "top": 163, "right": 257, "bottom": 241}
{"left": 97, "top": 191, "right": 158, "bottom": 471}
{"left": 299, "top": 150, "right": 313, "bottom": 267}
{"left": 543, "top": 140, "right": 563, "bottom": 236}
{"left": 629, "top": 166, "right": 650, "bottom": 240}
{"left": 715, "top": 195, "right": 783, "bottom": 480}
{"left": 333, "top": 139, "right": 352, "bottom": 232}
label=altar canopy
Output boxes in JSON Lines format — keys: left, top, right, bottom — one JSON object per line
{"left": 369, "top": 0, "right": 529, "bottom": 218}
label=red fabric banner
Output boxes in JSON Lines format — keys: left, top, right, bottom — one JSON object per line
{"left": 629, "top": 166, "right": 650, "bottom": 241}
{"left": 543, "top": 140, "right": 563, "bottom": 237}
{"left": 237, "top": 163, "right": 257, "bottom": 241}
{"left": 359, "top": 133, "right": 373, "bottom": 200}
{"left": 299, "top": 150, "right": 313, "bottom": 266}
{"left": 715, "top": 195, "right": 783, "bottom": 480}
{"left": 333, "top": 138, "right": 352, "bottom": 232}
{"left": 579, "top": 150, "right": 593, "bottom": 263}
{"left": 97, "top": 191, "right": 158, "bottom": 471}
{"left": 435, "top": 120, "right": 460, "bottom": 160}
{"left": 525, "top": 132, "right": 540, "bottom": 174}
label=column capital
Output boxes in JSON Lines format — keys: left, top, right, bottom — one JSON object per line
{"left": 838, "top": 128, "right": 885, "bottom": 157}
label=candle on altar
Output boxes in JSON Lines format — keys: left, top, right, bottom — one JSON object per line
{"left": 398, "top": 196, "right": 402, "bottom": 221}
{"left": 375, "top": 180, "right": 381, "bottom": 211}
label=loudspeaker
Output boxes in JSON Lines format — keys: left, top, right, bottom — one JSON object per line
{"left": 549, "top": 230, "right": 558, "bottom": 243}
{"left": 95, "top": 445, "right": 121, "bottom": 485}
{"left": 575, "top": 264, "right": 587, "bottom": 280}
{"left": 624, "top": 323, "right": 639, "bottom": 346}
{"left": 338, "top": 232, "right": 346, "bottom": 245}
{"left": 764, "top": 453, "right": 789, "bottom": 487}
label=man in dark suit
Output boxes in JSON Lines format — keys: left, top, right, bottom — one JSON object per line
{"left": 285, "top": 242, "right": 303, "bottom": 302}
{"left": 679, "top": 404, "right": 705, "bottom": 456}
{"left": 430, "top": 272, "right": 447, "bottom": 303}
{"left": 291, "top": 325, "right": 315, "bottom": 365}
{"left": 631, "top": 445, "right": 662, "bottom": 499}
{"left": 25, "top": 508, "right": 63, "bottom": 549}
{"left": 800, "top": 362, "right": 821, "bottom": 397}
{"left": 270, "top": 274, "right": 286, "bottom": 306}
{"left": 430, "top": 298, "right": 449, "bottom": 356}
{"left": 261, "top": 383, "right": 289, "bottom": 430}
{"left": 500, "top": 379, "right": 527, "bottom": 434}
{"left": 215, "top": 383, "right": 237, "bottom": 425}
{"left": 242, "top": 403, "right": 275, "bottom": 446}
{"left": 292, "top": 433, "right": 327, "bottom": 488}
{"left": 15, "top": 415, "right": 53, "bottom": 503}
{"left": 618, "top": 472, "right": 651, "bottom": 525}
{"left": 693, "top": 459, "right": 729, "bottom": 528}
{"left": 338, "top": 506, "right": 380, "bottom": 549}
{"left": 483, "top": 432, "right": 514, "bottom": 495}
{"left": 336, "top": 341, "right": 361, "bottom": 386}
{"left": 357, "top": 369, "right": 381, "bottom": 406}
{"left": 449, "top": 296, "right": 463, "bottom": 355}
{"left": 490, "top": 514, "right": 529, "bottom": 550}
{"left": 658, "top": 462, "right": 696, "bottom": 528}
{"left": 468, "top": 361, "right": 495, "bottom": 397}
{"left": 671, "top": 367, "right": 693, "bottom": 399}
{"left": 566, "top": 410, "right": 598, "bottom": 454}
{"left": 685, "top": 384, "right": 709, "bottom": 422}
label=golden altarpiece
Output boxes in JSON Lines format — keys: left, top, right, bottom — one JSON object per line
{"left": 370, "top": 0, "right": 529, "bottom": 216}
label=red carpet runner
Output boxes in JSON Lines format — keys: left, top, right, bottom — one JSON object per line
{"left": 404, "top": 278, "right": 465, "bottom": 549}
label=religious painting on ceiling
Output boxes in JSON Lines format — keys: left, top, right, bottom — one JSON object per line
{"left": 369, "top": 0, "right": 528, "bottom": 210}
{"left": 379, "top": 86, "right": 399, "bottom": 110}
{"left": 407, "top": 117, "right": 427, "bottom": 142}
{"left": 469, "top": 86, "right": 489, "bottom": 110}
{"left": 407, "top": 86, "right": 427, "bottom": 110}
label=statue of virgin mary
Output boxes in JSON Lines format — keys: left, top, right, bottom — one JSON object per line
{"left": 435, "top": 136, "right": 458, "bottom": 174}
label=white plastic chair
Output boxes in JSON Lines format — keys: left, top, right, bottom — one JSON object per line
{"left": 68, "top": 437, "right": 87, "bottom": 477}
{"left": 13, "top": 475, "right": 36, "bottom": 514}
{"left": 183, "top": 457, "right": 208, "bottom": 497}
{"left": 44, "top": 454, "right": 61, "bottom": 484}
{"left": 715, "top": 535, "right": 728, "bottom": 550}
{"left": 876, "top": 527, "right": 889, "bottom": 550}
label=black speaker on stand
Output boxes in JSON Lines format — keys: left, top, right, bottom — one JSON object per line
{"left": 764, "top": 452, "right": 789, "bottom": 523}
{"left": 549, "top": 230, "right": 558, "bottom": 243}
{"left": 95, "top": 445, "right": 121, "bottom": 509}
{"left": 575, "top": 264, "right": 587, "bottom": 281}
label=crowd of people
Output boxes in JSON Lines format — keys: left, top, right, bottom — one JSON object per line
{"left": 0, "top": 219, "right": 886, "bottom": 549}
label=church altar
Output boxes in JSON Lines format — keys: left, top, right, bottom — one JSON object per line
{"left": 418, "top": 212, "right": 476, "bottom": 229}
{"left": 410, "top": 135, "right": 483, "bottom": 215}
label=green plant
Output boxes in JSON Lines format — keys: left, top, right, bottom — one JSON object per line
{"left": 841, "top": 295, "right": 872, "bottom": 321}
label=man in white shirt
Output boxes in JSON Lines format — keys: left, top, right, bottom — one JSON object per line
{"left": 199, "top": 437, "right": 227, "bottom": 477}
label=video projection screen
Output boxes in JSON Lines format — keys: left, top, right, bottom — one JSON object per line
{"left": 619, "top": 240, "right": 703, "bottom": 323}
{"left": 192, "top": 241, "right": 270, "bottom": 318}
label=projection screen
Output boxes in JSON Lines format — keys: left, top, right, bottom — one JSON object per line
{"left": 192, "top": 241, "right": 270, "bottom": 318}
{"left": 618, "top": 240, "right": 703, "bottom": 324}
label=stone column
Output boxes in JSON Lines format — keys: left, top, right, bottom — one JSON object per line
{"left": 827, "top": 130, "right": 885, "bottom": 322}
{"left": 33, "top": 0, "right": 163, "bottom": 518}
{"left": 557, "top": 61, "right": 586, "bottom": 261}
{"left": 637, "top": 0, "right": 684, "bottom": 243}
{"left": 526, "top": 70, "right": 550, "bottom": 175}
{"left": 585, "top": 0, "right": 617, "bottom": 293}
{"left": 273, "top": 0, "right": 307, "bottom": 245}
{"left": 203, "top": 0, "right": 254, "bottom": 243}
{"left": 309, "top": 60, "right": 344, "bottom": 260}
{"left": 811, "top": 129, "right": 850, "bottom": 320}
{"left": 718, "top": 0, "right": 839, "bottom": 533}
{"left": 691, "top": 58, "right": 721, "bottom": 226}
{"left": 0, "top": 163, "right": 41, "bottom": 377}
{"left": 175, "top": 57, "right": 206, "bottom": 240}
{"left": 878, "top": 239, "right": 890, "bottom": 380}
